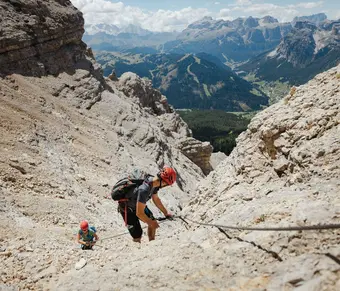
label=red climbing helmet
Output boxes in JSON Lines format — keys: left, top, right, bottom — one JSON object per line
{"left": 159, "top": 167, "right": 177, "bottom": 185}
{"left": 80, "top": 220, "right": 89, "bottom": 230}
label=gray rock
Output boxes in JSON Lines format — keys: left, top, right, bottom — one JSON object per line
{"left": 0, "top": 0, "right": 85, "bottom": 76}
{"left": 75, "top": 258, "right": 87, "bottom": 270}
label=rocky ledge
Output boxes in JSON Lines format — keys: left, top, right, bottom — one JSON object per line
{"left": 0, "top": 0, "right": 85, "bottom": 76}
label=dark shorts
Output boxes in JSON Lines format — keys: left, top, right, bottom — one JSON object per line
{"left": 81, "top": 244, "right": 93, "bottom": 250}
{"left": 118, "top": 205, "right": 155, "bottom": 239}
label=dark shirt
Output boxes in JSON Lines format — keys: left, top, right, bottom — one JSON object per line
{"left": 126, "top": 176, "right": 159, "bottom": 210}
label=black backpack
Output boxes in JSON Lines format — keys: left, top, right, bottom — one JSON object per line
{"left": 111, "top": 169, "right": 151, "bottom": 201}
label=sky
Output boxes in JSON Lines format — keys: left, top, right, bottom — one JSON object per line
{"left": 70, "top": 0, "right": 340, "bottom": 32}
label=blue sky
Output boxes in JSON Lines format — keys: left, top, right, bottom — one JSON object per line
{"left": 112, "top": 0, "right": 230, "bottom": 10}
{"left": 71, "top": 0, "right": 340, "bottom": 32}
{"left": 111, "top": 0, "right": 339, "bottom": 13}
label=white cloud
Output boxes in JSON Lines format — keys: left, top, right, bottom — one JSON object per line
{"left": 217, "top": 9, "right": 233, "bottom": 20}
{"left": 292, "top": 1, "right": 324, "bottom": 9}
{"left": 71, "top": 0, "right": 211, "bottom": 32}
{"left": 235, "top": 0, "right": 252, "bottom": 5}
{"left": 337, "top": 12, "right": 340, "bottom": 20}
{"left": 214, "top": 2, "right": 220, "bottom": 4}
{"left": 231, "top": 1, "right": 329, "bottom": 22}
{"left": 232, "top": 3, "right": 304, "bottom": 22}
{"left": 144, "top": 7, "right": 212, "bottom": 32}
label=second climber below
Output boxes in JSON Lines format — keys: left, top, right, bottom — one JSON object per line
{"left": 118, "top": 167, "right": 176, "bottom": 243}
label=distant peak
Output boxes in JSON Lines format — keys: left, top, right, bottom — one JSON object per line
{"left": 187, "top": 16, "right": 215, "bottom": 29}
{"left": 260, "top": 16, "right": 278, "bottom": 24}
{"left": 292, "top": 13, "right": 327, "bottom": 25}
{"left": 293, "top": 21, "right": 317, "bottom": 30}
{"left": 244, "top": 16, "right": 259, "bottom": 28}
{"left": 201, "top": 16, "right": 213, "bottom": 21}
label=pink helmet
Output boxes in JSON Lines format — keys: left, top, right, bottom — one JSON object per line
{"left": 159, "top": 167, "right": 177, "bottom": 185}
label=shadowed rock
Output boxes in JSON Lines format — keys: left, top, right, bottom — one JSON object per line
{"left": 0, "top": 0, "right": 85, "bottom": 76}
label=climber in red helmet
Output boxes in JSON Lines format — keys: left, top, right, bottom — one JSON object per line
{"left": 76, "top": 220, "right": 99, "bottom": 250}
{"left": 118, "top": 166, "right": 177, "bottom": 243}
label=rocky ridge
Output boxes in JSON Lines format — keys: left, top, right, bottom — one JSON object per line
{"left": 185, "top": 65, "right": 340, "bottom": 290}
{"left": 292, "top": 13, "right": 328, "bottom": 26}
{"left": 276, "top": 21, "right": 340, "bottom": 68}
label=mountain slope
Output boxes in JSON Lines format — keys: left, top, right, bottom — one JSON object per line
{"left": 239, "top": 20, "right": 340, "bottom": 84}
{"left": 54, "top": 65, "right": 340, "bottom": 291}
{"left": 96, "top": 51, "right": 268, "bottom": 111}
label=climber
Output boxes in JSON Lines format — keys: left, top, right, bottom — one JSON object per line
{"left": 76, "top": 220, "right": 99, "bottom": 250}
{"left": 118, "top": 166, "right": 177, "bottom": 243}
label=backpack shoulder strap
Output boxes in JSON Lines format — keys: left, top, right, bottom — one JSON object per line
{"left": 129, "top": 178, "right": 146, "bottom": 185}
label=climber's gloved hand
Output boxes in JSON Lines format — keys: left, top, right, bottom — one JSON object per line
{"left": 165, "top": 213, "right": 174, "bottom": 221}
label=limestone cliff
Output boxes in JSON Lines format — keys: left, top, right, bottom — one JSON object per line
{"left": 185, "top": 65, "right": 340, "bottom": 290}
{"left": 0, "top": 0, "right": 85, "bottom": 76}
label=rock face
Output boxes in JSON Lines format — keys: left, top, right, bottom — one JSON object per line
{"left": 210, "top": 151, "right": 227, "bottom": 169}
{"left": 0, "top": 0, "right": 85, "bottom": 76}
{"left": 277, "top": 22, "right": 318, "bottom": 67}
{"left": 118, "top": 72, "right": 174, "bottom": 116}
{"left": 176, "top": 137, "right": 213, "bottom": 175}
{"left": 116, "top": 73, "right": 214, "bottom": 174}
{"left": 185, "top": 65, "right": 340, "bottom": 290}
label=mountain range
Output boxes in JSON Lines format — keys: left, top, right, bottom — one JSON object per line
{"left": 85, "top": 15, "right": 293, "bottom": 63}
{"left": 238, "top": 19, "right": 340, "bottom": 85}
{"left": 163, "top": 15, "right": 292, "bottom": 63}
{"left": 96, "top": 51, "right": 268, "bottom": 111}
{"left": 89, "top": 13, "right": 339, "bottom": 109}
